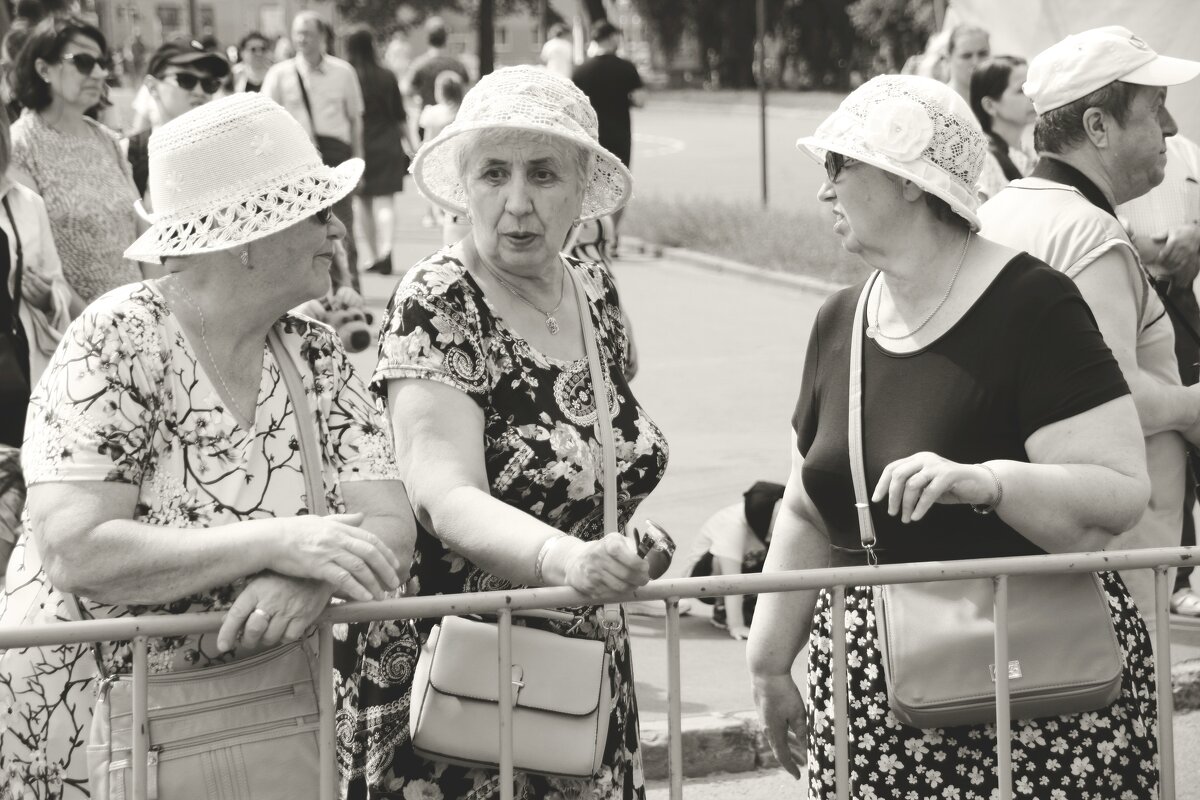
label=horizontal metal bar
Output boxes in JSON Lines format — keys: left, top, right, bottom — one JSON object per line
{"left": 2, "top": 546, "right": 1195, "bottom": 648}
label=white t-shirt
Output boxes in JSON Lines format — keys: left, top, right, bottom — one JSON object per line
{"left": 684, "top": 502, "right": 767, "bottom": 574}
{"left": 541, "top": 37, "right": 574, "bottom": 80}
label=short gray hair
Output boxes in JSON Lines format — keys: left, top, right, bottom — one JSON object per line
{"left": 1034, "top": 80, "right": 1138, "bottom": 155}
{"left": 455, "top": 128, "right": 592, "bottom": 188}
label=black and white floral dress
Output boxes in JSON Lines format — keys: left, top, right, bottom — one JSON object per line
{"left": 338, "top": 250, "right": 669, "bottom": 800}
{"left": 0, "top": 282, "right": 399, "bottom": 799}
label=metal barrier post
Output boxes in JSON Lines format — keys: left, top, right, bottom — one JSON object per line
{"left": 832, "top": 586, "right": 848, "bottom": 800}
{"left": 318, "top": 624, "right": 335, "bottom": 800}
{"left": 498, "top": 609, "right": 515, "bottom": 800}
{"left": 993, "top": 576, "right": 1012, "bottom": 800}
{"left": 132, "top": 635, "right": 149, "bottom": 800}
{"left": 1154, "top": 568, "right": 1175, "bottom": 800}
{"left": 666, "top": 597, "right": 684, "bottom": 800}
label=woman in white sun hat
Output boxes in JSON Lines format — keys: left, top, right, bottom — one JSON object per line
{"left": 1, "top": 92, "right": 415, "bottom": 795}
{"left": 747, "top": 74, "right": 1158, "bottom": 798}
{"left": 351, "top": 64, "right": 667, "bottom": 798}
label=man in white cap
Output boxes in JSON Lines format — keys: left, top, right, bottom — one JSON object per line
{"left": 980, "top": 26, "right": 1200, "bottom": 634}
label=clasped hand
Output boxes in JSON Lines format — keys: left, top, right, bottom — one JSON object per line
{"left": 873, "top": 452, "right": 999, "bottom": 523}
{"left": 558, "top": 532, "right": 649, "bottom": 601}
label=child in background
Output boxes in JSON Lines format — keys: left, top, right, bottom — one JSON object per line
{"left": 684, "top": 481, "right": 784, "bottom": 640}
{"left": 418, "top": 71, "right": 467, "bottom": 243}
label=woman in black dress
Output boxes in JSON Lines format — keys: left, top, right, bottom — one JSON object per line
{"left": 345, "top": 26, "right": 414, "bottom": 275}
{"left": 747, "top": 74, "right": 1160, "bottom": 799}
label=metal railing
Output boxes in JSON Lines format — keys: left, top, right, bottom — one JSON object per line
{"left": 0, "top": 545, "right": 1195, "bottom": 800}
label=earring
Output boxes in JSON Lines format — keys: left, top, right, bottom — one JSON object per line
{"left": 240, "top": 245, "right": 252, "bottom": 268}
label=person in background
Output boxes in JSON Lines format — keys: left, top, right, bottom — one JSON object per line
{"left": 1117, "top": 132, "right": 1200, "bottom": 618}
{"left": 233, "top": 31, "right": 271, "bottom": 93}
{"left": 411, "top": 69, "right": 464, "bottom": 240}
{"left": 122, "top": 39, "right": 229, "bottom": 212}
{"left": 273, "top": 36, "right": 294, "bottom": 62}
{"left": 901, "top": 29, "right": 949, "bottom": 82}
{"left": 684, "top": 481, "right": 783, "bottom": 640}
{"left": 403, "top": 16, "right": 468, "bottom": 130}
{"left": 262, "top": 10, "right": 365, "bottom": 290}
{"left": 541, "top": 22, "right": 574, "bottom": 80}
{"left": 750, "top": 73, "right": 1156, "bottom": 799}
{"left": 345, "top": 25, "right": 413, "bottom": 278}
{"left": 945, "top": 23, "right": 990, "bottom": 101}
{"left": 980, "top": 26, "right": 1200, "bottom": 635}
{"left": 572, "top": 20, "right": 644, "bottom": 244}
{"left": 971, "top": 55, "right": 1037, "bottom": 200}
{"left": 9, "top": 16, "right": 145, "bottom": 302}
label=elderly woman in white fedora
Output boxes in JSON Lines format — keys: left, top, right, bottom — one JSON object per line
{"left": 0, "top": 92, "right": 414, "bottom": 797}
{"left": 747, "top": 75, "right": 1159, "bottom": 798}
{"left": 342, "top": 65, "right": 667, "bottom": 798}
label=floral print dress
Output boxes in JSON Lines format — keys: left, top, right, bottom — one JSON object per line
{"left": 339, "top": 251, "right": 669, "bottom": 800}
{"left": 0, "top": 282, "right": 399, "bottom": 799}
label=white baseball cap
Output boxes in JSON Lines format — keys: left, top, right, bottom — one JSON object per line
{"left": 1025, "top": 26, "right": 1200, "bottom": 115}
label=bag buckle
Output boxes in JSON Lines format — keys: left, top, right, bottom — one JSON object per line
{"left": 989, "top": 660, "right": 1023, "bottom": 682}
{"left": 510, "top": 665, "right": 524, "bottom": 705}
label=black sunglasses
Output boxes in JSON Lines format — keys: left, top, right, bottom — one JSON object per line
{"left": 60, "top": 52, "right": 113, "bottom": 76}
{"left": 824, "top": 151, "right": 857, "bottom": 184}
{"left": 165, "top": 72, "right": 223, "bottom": 94}
{"left": 314, "top": 207, "right": 334, "bottom": 225}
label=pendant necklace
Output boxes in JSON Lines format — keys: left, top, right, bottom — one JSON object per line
{"left": 171, "top": 279, "right": 254, "bottom": 423}
{"left": 482, "top": 260, "right": 566, "bottom": 335}
{"left": 867, "top": 231, "right": 972, "bottom": 341}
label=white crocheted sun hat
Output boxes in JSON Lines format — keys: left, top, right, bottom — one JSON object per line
{"left": 125, "top": 93, "right": 364, "bottom": 262}
{"left": 410, "top": 64, "right": 632, "bottom": 222}
{"left": 797, "top": 74, "right": 987, "bottom": 230}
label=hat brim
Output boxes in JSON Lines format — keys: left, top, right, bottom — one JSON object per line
{"left": 153, "top": 51, "right": 231, "bottom": 79}
{"left": 410, "top": 121, "right": 633, "bottom": 222}
{"left": 796, "top": 136, "right": 981, "bottom": 231}
{"left": 1122, "top": 53, "right": 1200, "bottom": 88}
{"left": 124, "top": 158, "right": 364, "bottom": 263}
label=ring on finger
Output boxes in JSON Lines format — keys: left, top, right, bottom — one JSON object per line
{"left": 252, "top": 608, "right": 272, "bottom": 621}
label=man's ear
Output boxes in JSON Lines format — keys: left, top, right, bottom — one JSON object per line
{"left": 1081, "top": 106, "right": 1109, "bottom": 148}
{"left": 144, "top": 73, "right": 160, "bottom": 99}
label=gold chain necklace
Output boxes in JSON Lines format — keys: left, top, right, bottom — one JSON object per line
{"left": 867, "top": 231, "right": 972, "bottom": 341}
{"left": 482, "top": 261, "right": 566, "bottom": 335}
{"left": 171, "top": 280, "right": 255, "bottom": 423}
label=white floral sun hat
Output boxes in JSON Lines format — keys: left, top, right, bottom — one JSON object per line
{"left": 125, "top": 92, "right": 364, "bottom": 262}
{"left": 410, "top": 64, "right": 632, "bottom": 221}
{"left": 797, "top": 74, "right": 987, "bottom": 230}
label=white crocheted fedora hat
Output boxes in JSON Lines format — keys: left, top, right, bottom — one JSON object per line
{"left": 797, "top": 74, "right": 987, "bottom": 230}
{"left": 410, "top": 64, "right": 632, "bottom": 221}
{"left": 125, "top": 93, "right": 364, "bottom": 262}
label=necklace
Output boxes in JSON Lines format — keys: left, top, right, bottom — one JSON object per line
{"left": 171, "top": 279, "right": 254, "bottom": 423}
{"left": 482, "top": 260, "right": 566, "bottom": 335}
{"left": 867, "top": 231, "right": 972, "bottom": 341}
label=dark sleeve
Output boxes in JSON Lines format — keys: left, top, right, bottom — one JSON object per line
{"left": 1016, "top": 275, "right": 1130, "bottom": 439}
{"left": 390, "top": 77, "right": 406, "bottom": 124}
{"left": 626, "top": 61, "right": 644, "bottom": 92}
{"left": 792, "top": 312, "right": 822, "bottom": 453}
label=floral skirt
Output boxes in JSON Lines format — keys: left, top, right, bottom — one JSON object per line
{"left": 335, "top": 612, "right": 645, "bottom": 800}
{"left": 805, "top": 572, "right": 1159, "bottom": 800}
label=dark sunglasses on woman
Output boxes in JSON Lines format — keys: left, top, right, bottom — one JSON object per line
{"left": 60, "top": 53, "right": 113, "bottom": 76}
{"left": 314, "top": 206, "right": 334, "bottom": 225}
{"left": 824, "top": 151, "right": 858, "bottom": 184}
{"left": 165, "top": 73, "right": 224, "bottom": 95}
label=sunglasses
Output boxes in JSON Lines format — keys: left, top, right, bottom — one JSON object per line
{"left": 60, "top": 52, "right": 113, "bottom": 76}
{"left": 164, "top": 72, "right": 223, "bottom": 94}
{"left": 244, "top": 45, "right": 268, "bottom": 54}
{"left": 314, "top": 207, "right": 334, "bottom": 225}
{"left": 824, "top": 151, "right": 860, "bottom": 184}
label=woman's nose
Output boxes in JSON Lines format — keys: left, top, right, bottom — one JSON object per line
{"left": 504, "top": 177, "right": 534, "bottom": 215}
{"left": 327, "top": 213, "right": 347, "bottom": 241}
{"left": 817, "top": 179, "right": 835, "bottom": 202}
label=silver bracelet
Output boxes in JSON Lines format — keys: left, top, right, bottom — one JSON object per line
{"left": 971, "top": 463, "right": 1004, "bottom": 515}
{"left": 534, "top": 536, "right": 562, "bottom": 584}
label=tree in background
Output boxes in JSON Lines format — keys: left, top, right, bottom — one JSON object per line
{"left": 846, "top": 0, "right": 936, "bottom": 75}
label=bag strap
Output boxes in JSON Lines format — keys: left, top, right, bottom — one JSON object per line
{"left": 293, "top": 62, "right": 318, "bottom": 140}
{"left": 268, "top": 325, "right": 328, "bottom": 516}
{"left": 849, "top": 274, "right": 879, "bottom": 566}
{"left": 569, "top": 260, "right": 625, "bottom": 629}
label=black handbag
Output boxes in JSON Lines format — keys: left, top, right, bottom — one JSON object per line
{"left": 0, "top": 197, "right": 30, "bottom": 448}
{"left": 294, "top": 65, "right": 354, "bottom": 167}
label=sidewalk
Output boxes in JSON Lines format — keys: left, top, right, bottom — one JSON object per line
{"left": 354, "top": 197, "right": 1200, "bottom": 781}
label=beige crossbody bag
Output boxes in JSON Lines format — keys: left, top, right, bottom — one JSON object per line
{"left": 847, "top": 274, "right": 1124, "bottom": 729}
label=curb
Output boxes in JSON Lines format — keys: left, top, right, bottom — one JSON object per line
{"left": 640, "top": 659, "right": 1200, "bottom": 780}
{"left": 621, "top": 236, "right": 851, "bottom": 297}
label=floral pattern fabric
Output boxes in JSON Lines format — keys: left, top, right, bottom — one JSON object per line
{"left": 0, "top": 282, "right": 399, "bottom": 799}
{"left": 805, "top": 572, "right": 1159, "bottom": 800}
{"left": 339, "top": 250, "right": 669, "bottom": 799}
